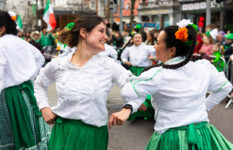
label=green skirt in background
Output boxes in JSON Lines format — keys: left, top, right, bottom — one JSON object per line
{"left": 128, "top": 66, "right": 155, "bottom": 121}
{"left": 146, "top": 122, "right": 233, "bottom": 150}
{"left": 0, "top": 80, "right": 50, "bottom": 150}
{"left": 49, "top": 117, "right": 108, "bottom": 150}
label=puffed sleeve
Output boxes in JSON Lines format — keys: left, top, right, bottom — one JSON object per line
{"left": 109, "top": 46, "right": 118, "bottom": 61}
{"left": 34, "top": 58, "right": 59, "bottom": 109}
{"left": 29, "top": 44, "right": 45, "bottom": 78}
{"left": 121, "top": 67, "right": 163, "bottom": 113}
{"left": 121, "top": 47, "right": 129, "bottom": 63}
{"left": 0, "top": 47, "right": 7, "bottom": 93}
{"left": 198, "top": 60, "right": 232, "bottom": 111}
{"left": 147, "top": 45, "right": 156, "bottom": 57}
{"left": 112, "top": 61, "right": 131, "bottom": 87}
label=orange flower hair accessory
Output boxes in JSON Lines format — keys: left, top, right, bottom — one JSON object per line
{"left": 175, "top": 27, "right": 188, "bottom": 42}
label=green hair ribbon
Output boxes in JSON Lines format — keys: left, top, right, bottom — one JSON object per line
{"left": 188, "top": 24, "right": 198, "bottom": 31}
{"left": 184, "top": 40, "right": 193, "bottom": 47}
{"left": 65, "top": 22, "right": 75, "bottom": 31}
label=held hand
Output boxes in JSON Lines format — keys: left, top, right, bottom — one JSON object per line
{"left": 148, "top": 55, "right": 155, "bottom": 61}
{"left": 41, "top": 107, "right": 57, "bottom": 124}
{"left": 52, "top": 55, "right": 58, "bottom": 58}
{"left": 125, "top": 61, "right": 132, "bottom": 67}
{"left": 138, "top": 104, "right": 147, "bottom": 111}
{"left": 108, "top": 108, "right": 131, "bottom": 129}
{"left": 230, "top": 55, "right": 233, "bottom": 61}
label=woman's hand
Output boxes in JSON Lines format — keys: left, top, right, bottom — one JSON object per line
{"left": 230, "top": 55, "right": 233, "bottom": 61}
{"left": 41, "top": 107, "right": 57, "bottom": 124}
{"left": 108, "top": 108, "right": 131, "bottom": 129}
{"left": 125, "top": 61, "right": 132, "bottom": 67}
{"left": 148, "top": 55, "right": 155, "bottom": 61}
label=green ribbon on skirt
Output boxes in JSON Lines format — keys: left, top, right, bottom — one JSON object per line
{"left": 174, "top": 122, "right": 207, "bottom": 150}
{"left": 146, "top": 122, "right": 233, "bottom": 150}
{"left": 4, "top": 80, "right": 42, "bottom": 149}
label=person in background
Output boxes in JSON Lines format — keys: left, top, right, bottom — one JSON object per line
{"left": 212, "top": 43, "right": 225, "bottom": 72}
{"left": 29, "top": 31, "right": 42, "bottom": 53}
{"left": 25, "top": 31, "right": 31, "bottom": 42}
{"left": 39, "top": 26, "right": 56, "bottom": 54}
{"left": 121, "top": 33, "right": 156, "bottom": 121}
{"left": 145, "top": 29, "right": 157, "bottom": 45}
{"left": 223, "top": 33, "right": 233, "bottom": 62}
{"left": 199, "top": 33, "right": 214, "bottom": 59}
{"left": 194, "top": 31, "right": 204, "bottom": 54}
{"left": 0, "top": 10, "right": 50, "bottom": 150}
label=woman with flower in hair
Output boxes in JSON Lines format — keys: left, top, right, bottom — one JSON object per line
{"left": 109, "top": 20, "right": 233, "bottom": 149}
{"left": 0, "top": 10, "right": 50, "bottom": 150}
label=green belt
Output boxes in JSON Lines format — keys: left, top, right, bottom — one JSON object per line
{"left": 130, "top": 66, "right": 145, "bottom": 76}
{"left": 4, "top": 80, "right": 42, "bottom": 149}
{"left": 169, "top": 122, "right": 208, "bottom": 150}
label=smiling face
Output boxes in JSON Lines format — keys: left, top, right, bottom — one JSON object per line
{"left": 154, "top": 30, "right": 176, "bottom": 63}
{"left": 85, "top": 22, "right": 109, "bottom": 54}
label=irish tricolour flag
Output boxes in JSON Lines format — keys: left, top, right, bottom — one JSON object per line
{"left": 43, "top": 0, "right": 56, "bottom": 30}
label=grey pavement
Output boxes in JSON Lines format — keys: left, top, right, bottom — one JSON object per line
{"left": 47, "top": 84, "right": 233, "bottom": 150}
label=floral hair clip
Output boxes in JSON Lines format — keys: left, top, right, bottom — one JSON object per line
{"left": 8, "top": 11, "right": 16, "bottom": 21}
{"left": 175, "top": 27, "right": 188, "bottom": 42}
{"left": 174, "top": 19, "right": 193, "bottom": 42}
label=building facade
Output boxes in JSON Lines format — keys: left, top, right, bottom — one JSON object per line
{"left": 180, "top": 0, "right": 233, "bottom": 31}
{"left": 0, "top": 0, "right": 6, "bottom": 10}
{"left": 7, "top": 0, "right": 36, "bottom": 31}
{"left": 138, "top": 0, "right": 180, "bottom": 29}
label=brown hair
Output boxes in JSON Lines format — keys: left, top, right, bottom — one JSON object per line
{"left": 59, "top": 15, "right": 105, "bottom": 48}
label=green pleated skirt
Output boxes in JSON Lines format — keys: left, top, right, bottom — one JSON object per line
{"left": 146, "top": 122, "right": 233, "bottom": 150}
{"left": 0, "top": 80, "right": 50, "bottom": 150}
{"left": 49, "top": 117, "right": 108, "bottom": 150}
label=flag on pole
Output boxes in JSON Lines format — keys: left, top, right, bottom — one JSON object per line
{"left": 43, "top": 0, "right": 56, "bottom": 31}
{"left": 16, "top": 15, "right": 23, "bottom": 29}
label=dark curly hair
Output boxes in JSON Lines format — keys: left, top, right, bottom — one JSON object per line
{"left": 0, "top": 10, "right": 18, "bottom": 36}
{"left": 59, "top": 15, "right": 105, "bottom": 48}
{"left": 145, "top": 25, "right": 197, "bottom": 70}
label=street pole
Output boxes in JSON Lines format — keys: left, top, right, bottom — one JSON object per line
{"left": 119, "top": 0, "right": 123, "bottom": 33}
{"left": 130, "top": 0, "right": 136, "bottom": 31}
{"left": 206, "top": 0, "right": 211, "bottom": 26}
{"left": 96, "top": 0, "right": 98, "bottom": 15}
{"left": 36, "top": 0, "right": 38, "bottom": 29}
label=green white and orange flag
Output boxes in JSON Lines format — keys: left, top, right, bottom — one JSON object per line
{"left": 43, "top": 0, "right": 56, "bottom": 30}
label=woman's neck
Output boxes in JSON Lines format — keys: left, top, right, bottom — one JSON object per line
{"left": 71, "top": 44, "right": 95, "bottom": 67}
